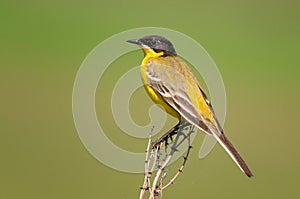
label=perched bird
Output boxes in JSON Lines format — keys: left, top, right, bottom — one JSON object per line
{"left": 127, "top": 35, "right": 253, "bottom": 177}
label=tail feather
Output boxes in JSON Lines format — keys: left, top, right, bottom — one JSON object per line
{"left": 214, "top": 133, "right": 253, "bottom": 177}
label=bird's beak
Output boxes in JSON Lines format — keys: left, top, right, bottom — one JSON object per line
{"left": 127, "top": 39, "right": 141, "bottom": 45}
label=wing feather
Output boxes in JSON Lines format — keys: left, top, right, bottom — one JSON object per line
{"left": 146, "top": 57, "right": 212, "bottom": 135}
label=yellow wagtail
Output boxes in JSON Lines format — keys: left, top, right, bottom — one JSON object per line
{"left": 127, "top": 35, "right": 253, "bottom": 177}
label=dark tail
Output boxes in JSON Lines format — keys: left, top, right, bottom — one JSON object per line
{"left": 216, "top": 133, "right": 253, "bottom": 177}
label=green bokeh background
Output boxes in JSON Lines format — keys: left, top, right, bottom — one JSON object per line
{"left": 1, "top": 0, "right": 300, "bottom": 198}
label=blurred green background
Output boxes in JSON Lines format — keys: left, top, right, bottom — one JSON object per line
{"left": 1, "top": 0, "right": 300, "bottom": 198}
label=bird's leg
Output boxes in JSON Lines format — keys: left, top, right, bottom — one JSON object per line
{"left": 151, "top": 121, "right": 181, "bottom": 149}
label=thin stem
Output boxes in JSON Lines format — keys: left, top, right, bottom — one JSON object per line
{"left": 139, "top": 135, "right": 152, "bottom": 199}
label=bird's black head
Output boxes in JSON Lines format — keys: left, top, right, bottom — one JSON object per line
{"left": 127, "top": 35, "right": 177, "bottom": 56}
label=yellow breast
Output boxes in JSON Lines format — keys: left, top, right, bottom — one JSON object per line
{"left": 140, "top": 48, "right": 180, "bottom": 118}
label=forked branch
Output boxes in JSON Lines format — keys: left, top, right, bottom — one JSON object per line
{"left": 139, "top": 123, "right": 194, "bottom": 199}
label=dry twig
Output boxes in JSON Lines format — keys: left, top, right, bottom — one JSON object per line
{"left": 139, "top": 122, "right": 195, "bottom": 199}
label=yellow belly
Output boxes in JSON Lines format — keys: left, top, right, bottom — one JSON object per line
{"left": 140, "top": 48, "right": 179, "bottom": 119}
{"left": 143, "top": 84, "right": 180, "bottom": 118}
